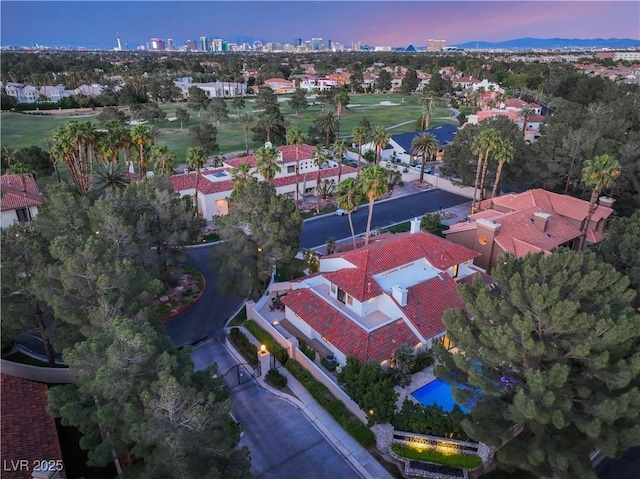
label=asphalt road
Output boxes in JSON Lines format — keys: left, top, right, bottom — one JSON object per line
{"left": 300, "top": 188, "right": 470, "bottom": 249}
{"left": 163, "top": 245, "right": 244, "bottom": 348}
{"left": 191, "top": 338, "right": 360, "bottom": 479}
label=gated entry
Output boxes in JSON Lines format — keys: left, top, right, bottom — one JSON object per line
{"left": 223, "top": 363, "right": 260, "bottom": 389}
{"left": 269, "top": 343, "right": 289, "bottom": 370}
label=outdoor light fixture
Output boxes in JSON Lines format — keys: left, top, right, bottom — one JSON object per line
{"left": 260, "top": 344, "right": 267, "bottom": 353}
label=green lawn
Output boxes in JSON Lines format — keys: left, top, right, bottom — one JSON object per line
{"left": 1, "top": 93, "right": 456, "bottom": 180}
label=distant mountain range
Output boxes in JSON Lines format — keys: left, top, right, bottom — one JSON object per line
{"left": 453, "top": 37, "right": 640, "bottom": 50}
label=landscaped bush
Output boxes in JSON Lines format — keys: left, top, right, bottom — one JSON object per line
{"left": 229, "top": 328, "right": 258, "bottom": 366}
{"left": 265, "top": 368, "right": 288, "bottom": 389}
{"left": 391, "top": 444, "right": 482, "bottom": 469}
{"left": 245, "top": 320, "right": 289, "bottom": 365}
{"left": 285, "top": 360, "right": 375, "bottom": 447}
{"left": 297, "top": 337, "right": 316, "bottom": 361}
{"left": 410, "top": 350, "right": 434, "bottom": 374}
{"left": 338, "top": 356, "right": 398, "bottom": 425}
{"left": 392, "top": 399, "right": 468, "bottom": 440}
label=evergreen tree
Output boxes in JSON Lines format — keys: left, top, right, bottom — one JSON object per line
{"left": 436, "top": 250, "right": 640, "bottom": 478}
{"left": 208, "top": 97, "right": 229, "bottom": 126}
{"left": 189, "top": 123, "right": 219, "bottom": 154}
{"left": 290, "top": 88, "right": 309, "bottom": 115}
{"left": 187, "top": 86, "right": 210, "bottom": 117}
{"left": 211, "top": 181, "right": 302, "bottom": 299}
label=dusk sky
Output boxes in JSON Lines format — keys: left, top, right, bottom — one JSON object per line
{"left": 2, "top": 1, "right": 639, "bottom": 48}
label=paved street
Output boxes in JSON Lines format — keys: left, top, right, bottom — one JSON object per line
{"left": 163, "top": 245, "right": 244, "bottom": 348}
{"left": 300, "top": 188, "right": 470, "bottom": 248}
{"left": 192, "top": 338, "right": 361, "bottom": 479}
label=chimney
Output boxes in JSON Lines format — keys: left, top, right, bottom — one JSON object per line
{"left": 410, "top": 217, "right": 421, "bottom": 234}
{"left": 391, "top": 285, "right": 408, "bottom": 306}
{"left": 532, "top": 211, "right": 551, "bottom": 232}
{"left": 598, "top": 196, "right": 615, "bottom": 208}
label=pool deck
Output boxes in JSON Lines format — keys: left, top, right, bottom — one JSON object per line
{"left": 395, "top": 366, "right": 437, "bottom": 410}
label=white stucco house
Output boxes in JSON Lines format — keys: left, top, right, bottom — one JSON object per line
{"left": 0, "top": 174, "right": 41, "bottom": 229}
{"left": 170, "top": 144, "right": 358, "bottom": 220}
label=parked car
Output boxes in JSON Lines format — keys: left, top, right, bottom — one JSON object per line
{"left": 343, "top": 159, "right": 358, "bottom": 168}
{"left": 335, "top": 206, "right": 359, "bottom": 216}
{"left": 411, "top": 164, "right": 432, "bottom": 174}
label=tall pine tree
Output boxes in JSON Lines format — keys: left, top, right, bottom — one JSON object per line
{"left": 436, "top": 249, "right": 640, "bottom": 478}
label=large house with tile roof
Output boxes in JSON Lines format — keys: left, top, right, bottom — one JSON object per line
{"left": 279, "top": 224, "right": 486, "bottom": 365}
{"left": 466, "top": 99, "right": 544, "bottom": 143}
{"left": 1, "top": 374, "right": 66, "bottom": 479}
{"left": 170, "top": 144, "right": 357, "bottom": 219}
{"left": 444, "top": 189, "right": 615, "bottom": 270}
{"left": 0, "top": 174, "right": 41, "bottom": 229}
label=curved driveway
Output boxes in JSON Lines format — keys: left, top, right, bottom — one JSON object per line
{"left": 163, "top": 245, "right": 244, "bottom": 348}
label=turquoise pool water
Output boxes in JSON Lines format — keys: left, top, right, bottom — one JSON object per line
{"left": 411, "top": 379, "right": 468, "bottom": 412}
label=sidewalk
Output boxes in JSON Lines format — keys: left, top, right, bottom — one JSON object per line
{"left": 224, "top": 328, "right": 393, "bottom": 479}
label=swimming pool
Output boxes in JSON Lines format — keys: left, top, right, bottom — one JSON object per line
{"left": 411, "top": 379, "right": 468, "bottom": 412}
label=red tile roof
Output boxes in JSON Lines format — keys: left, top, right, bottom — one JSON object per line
{"left": 170, "top": 163, "right": 357, "bottom": 195}
{"left": 401, "top": 274, "right": 465, "bottom": 340}
{"left": 322, "top": 231, "right": 479, "bottom": 302}
{"left": 1, "top": 374, "right": 66, "bottom": 479}
{"left": 281, "top": 289, "right": 420, "bottom": 363}
{"left": 481, "top": 189, "right": 613, "bottom": 223}
{"left": 224, "top": 145, "right": 318, "bottom": 169}
{"left": 0, "top": 175, "right": 41, "bottom": 211}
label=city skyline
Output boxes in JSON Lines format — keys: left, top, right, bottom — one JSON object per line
{"left": 1, "top": 1, "right": 639, "bottom": 49}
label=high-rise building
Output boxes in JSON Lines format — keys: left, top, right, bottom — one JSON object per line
{"left": 212, "top": 38, "right": 223, "bottom": 52}
{"left": 150, "top": 38, "right": 165, "bottom": 51}
{"left": 311, "top": 38, "right": 322, "bottom": 50}
{"left": 200, "top": 36, "right": 208, "bottom": 52}
{"left": 327, "top": 39, "right": 332, "bottom": 50}
{"left": 187, "top": 39, "right": 197, "bottom": 51}
{"left": 167, "top": 38, "right": 174, "bottom": 51}
{"left": 427, "top": 39, "right": 447, "bottom": 51}
{"left": 295, "top": 38, "right": 302, "bottom": 47}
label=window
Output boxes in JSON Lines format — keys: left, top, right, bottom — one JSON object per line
{"left": 16, "top": 208, "right": 29, "bottom": 223}
{"left": 346, "top": 295, "right": 353, "bottom": 306}
{"left": 330, "top": 283, "right": 336, "bottom": 294}
{"left": 452, "top": 264, "right": 459, "bottom": 278}
{"left": 337, "top": 288, "right": 346, "bottom": 304}
{"left": 287, "top": 165, "right": 295, "bottom": 174}
{"left": 439, "top": 335, "right": 454, "bottom": 350}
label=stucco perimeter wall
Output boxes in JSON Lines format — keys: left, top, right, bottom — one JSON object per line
{"left": 247, "top": 300, "right": 368, "bottom": 424}
{"left": 425, "top": 175, "right": 476, "bottom": 199}
{"left": 1, "top": 359, "right": 72, "bottom": 384}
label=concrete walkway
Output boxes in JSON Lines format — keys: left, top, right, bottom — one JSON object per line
{"left": 224, "top": 328, "right": 393, "bottom": 479}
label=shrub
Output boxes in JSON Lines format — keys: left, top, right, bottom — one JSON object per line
{"left": 265, "top": 368, "right": 288, "bottom": 389}
{"left": 410, "top": 350, "right": 434, "bottom": 374}
{"left": 297, "top": 337, "right": 316, "bottom": 361}
{"left": 245, "top": 320, "right": 289, "bottom": 365}
{"left": 391, "top": 444, "right": 482, "bottom": 469}
{"left": 229, "top": 328, "right": 258, "bottom": 366}
{"left": 285, "top": 360, "right": 374, "bottom": 447}
{"left": 392, "top": 399, "right": 468, "bottom": 440}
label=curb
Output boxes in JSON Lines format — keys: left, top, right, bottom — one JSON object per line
{"left": 161, "top": 268, "right": 207, "bottom": 322}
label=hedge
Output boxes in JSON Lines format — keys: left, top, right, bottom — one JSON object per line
{"left": 229, "top": 328, "right": 258, "bottom": 366}
{"left": 245, "top": 320, "right": 289, "bottom": 364}
{"left": 391, "top": 444, "right": 482, "bottom": 469}
{"left": 285, "top": 360, "right": 375, "bottom": 447}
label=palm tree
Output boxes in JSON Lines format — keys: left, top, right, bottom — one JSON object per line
{"left": 336, "top": 178, "right": 361, "bottom": 250}
{"left": 372, "top": 127, "right": 390, "bottom": 165}
{"left": 352, "top": 126, "right": 368, "bottom": 179}
{"left": 149, "top": 145, "right": 177, "bottom": 176}
{"left": 392, "top": 344, "right": 416, "bottom": 375}
{"left": 106, "top": 122, "right": 133, "bottom": 174}
{"left": 237, "top": 110, "right": 254, "bottom": 155}
{"left": 491, "top": 139, "right": 515, "bottom": 199}
{"left": 315, "top": 110, "right": 340, "bottom": 145}
{"left": 419, "top": 93, "right": 434, "bottom": 131}
{"left": 470, "top": 128, "right": 500, "bottom": 213}
{"left": 52, "top": 123, "right": 89, "bottom": 194}
{"left": 186, "top": 146, "right": 207, "bottom": 216}
{"left": 334, "top": 91, "right": 350, "bottom": 117}
{"left": 230, "top": 162, "right": 256, "bottom": 189}
{"left": 578, "top": 154, "right": 621, "bottom": 250}
{"left": 519, "top": 106, "right": 535, "bottom": 136}
{"left": 287, "top": 127, "right": 305, "bottom": 204}
{"left": 478, "top": 130, "right": 502, "bottom": 203}
{"left": 6, "top": 162, "right": 34, "bottom": 223}
{"left": 258, "top": 113, "right": 281, "bottom": 143}
{"left": 360, "top": 165, "right": 388, "bottom": 245}
{"left": 312, "top": 145, "right": 330, "bottom": 213}
{"left": 331, "top": 139, "right": 348, "bottom": 184}
{"left": 410, "top": 132, "right": 438, "bottom": 184}
{"left": 131, "top": 124, "right": 153, "bottom": 179}
{"left": 92, "top": 162, "right": 130, "bottom": 197}
{"left": 254, "top": 145, "right": 281, "bottom": 183}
